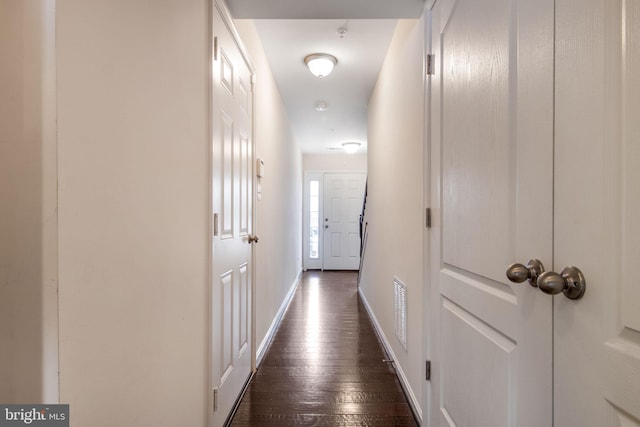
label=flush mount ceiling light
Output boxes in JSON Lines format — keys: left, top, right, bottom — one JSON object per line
{"left": 304, "top": 53, "right": 337, "bottom": 78}
{"left": 315, "top": 102, "right": 329, "bottom": 112}
{"left": 341, "top": 142, "right": 361, "bottom": 154}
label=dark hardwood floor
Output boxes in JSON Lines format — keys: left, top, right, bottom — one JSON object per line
{"left": 229, "top": 270, "right": 419, "bottom": 426}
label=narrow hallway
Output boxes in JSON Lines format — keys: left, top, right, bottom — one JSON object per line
{"left": 229, "top": 271, "right": 418, "bottom": 426}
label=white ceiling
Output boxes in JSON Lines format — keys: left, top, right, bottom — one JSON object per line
{"left": 227, "top": 0, "right": 425, "bottom": 154}
{"left": 226, "top": 0, "right": 425, "bottom": 19}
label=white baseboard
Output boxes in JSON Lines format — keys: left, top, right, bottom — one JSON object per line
{"left": 255, "top": 270, "right": 303, "bottom": 365}
{"left": 358, "top": 287, "right": 423, "bottom": 424}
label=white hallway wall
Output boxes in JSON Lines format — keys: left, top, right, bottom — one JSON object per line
{"left": 303, "top": 153, "right": 367, "bottom": 171}
{"left": 234, "top": 20, "right": 304, "bottom": 361}
{"left": 359, "top": 17, "right": 426, "bottom": 418}
{"left": 56, "top": 0, "right": 210, "bottom": 425}
{"left": 0, "top": 0, "right": 58, "bottom": 404}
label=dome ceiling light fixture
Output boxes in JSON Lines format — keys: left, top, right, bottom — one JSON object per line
{"left": 315, "top": 102, "right": 328, "bottom": 112}
{"left": 341, "top": 142, "right": 362, "bottom": 154}
{"left": 304, "top": 53, "right": 337, "bottom": 78}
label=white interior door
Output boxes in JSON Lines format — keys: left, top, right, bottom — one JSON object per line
{"left": 428, "top": 0, "right": 554, "bottom": 425}
{"left": 211, "top": 4, "right": 254, "bottom": 426}
{"left": 553, "top": 0, "right": 640, "bottom": 424}
{"left": 323, "top": 173, "right": 366, "bottom": 270}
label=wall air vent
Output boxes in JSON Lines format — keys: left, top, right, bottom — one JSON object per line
{"left": 394, "top": 277, "right": 408, "bottom": 351}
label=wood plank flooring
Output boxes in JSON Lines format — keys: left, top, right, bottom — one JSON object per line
{"left": 229, "top": 270, "right": 419, "bottom": 426}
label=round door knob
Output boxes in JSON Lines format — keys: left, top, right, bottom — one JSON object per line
{"left": 537, "top": 266, "right": 586, "bottom": 300}
{"left": 537, "top": 272, "right": 565, "bottom": 294}
{"left": 506, "top": 259, "right": 545, "bottom": 287}
{"left": 506, "top": 264, "right": 530, "bottom": 283}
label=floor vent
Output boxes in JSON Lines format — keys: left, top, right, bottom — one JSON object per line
{"left": 394, "top": 277, "right": 408, "bottom": 351}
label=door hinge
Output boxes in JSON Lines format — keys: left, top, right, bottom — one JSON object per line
{"left": 426, "top": 54, "right": 435, "bottom": 76}
{"left": 213, "top": 213, "right": 219, "bottom": 236}
{"left": 213, "top": 387, "right": 218, "bottom": 412}
{"left": 426, "top": 360, "right": 431, "bottom": 381}
{"left": 426, "top": 208, "right": 432, "bottom": 229}
{"left": 214, "top": 36, "right": 218, "bottom": 61}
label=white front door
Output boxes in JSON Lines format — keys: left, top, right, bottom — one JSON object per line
{"left": 553, "top": 0, "right": 640, "bottom": 424}
{"left": 428, "top": 0, "right": 554, "bottom": 424}
{"left": 323, "top": 173, "right": 366, "bottom": 270}
{"left": 211, "top": 4, "right": 254, "bottom": 426}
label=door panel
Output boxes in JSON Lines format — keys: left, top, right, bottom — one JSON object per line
{"left": 330, "top": 233, "right": 341, "bottom": 257}
{"left": 554, "top": 0, "right": 640, "bottom": 424}
{"left": 323, "top": 173, "right": 366, "bottom": 270}
{"left": 348, "top": 233, "right": 360, "bottom": 258}
{"left": 331, "top": 197, "right": 341, "bottom": 222}
{"left": 221, "top": 113, "right": 234, "bottom": 237}
{"left": 211, "top": 4, "right": 254, "bottom": 426}
{"left": 441, "top": 299, "right": 514, "bottom": 427}
{"left": 441, "top": 0, "right": 513, "bottom": 282}
{"left": 240, "top": 134, "right": 250, "bottom": 235}
{"left": 220, "top": 271, "right": 233, "bottom": 381}
{"left": 238, "top": 262, "right": 249, "bottom": 356}
{"left": 429, "top": 0, "right": 554, "bottom": 425}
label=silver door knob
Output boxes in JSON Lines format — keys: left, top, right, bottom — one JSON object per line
{"left": 247, "top": 235, "right": 259, "bottom": 244}
{"left": 506, "top": 259, "right": 545, "bottom": 287}
{"left": 537, "top": 266, "right": 586, "bottom": 300}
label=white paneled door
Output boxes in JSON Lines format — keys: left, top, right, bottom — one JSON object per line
{"left": 554, "top": 0, "right": 640, "bottom": 424}
{"left": 211, "top": 4, "right": 254, "bottom": 426}
{"left": 428, "top": 0, "right": 554, "bottom": 425}
{"left": 323, "top": 173, "right": 367, "bottom": 270}
{"left": 429, "top": 0, "right": 640, "bottom": 425}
